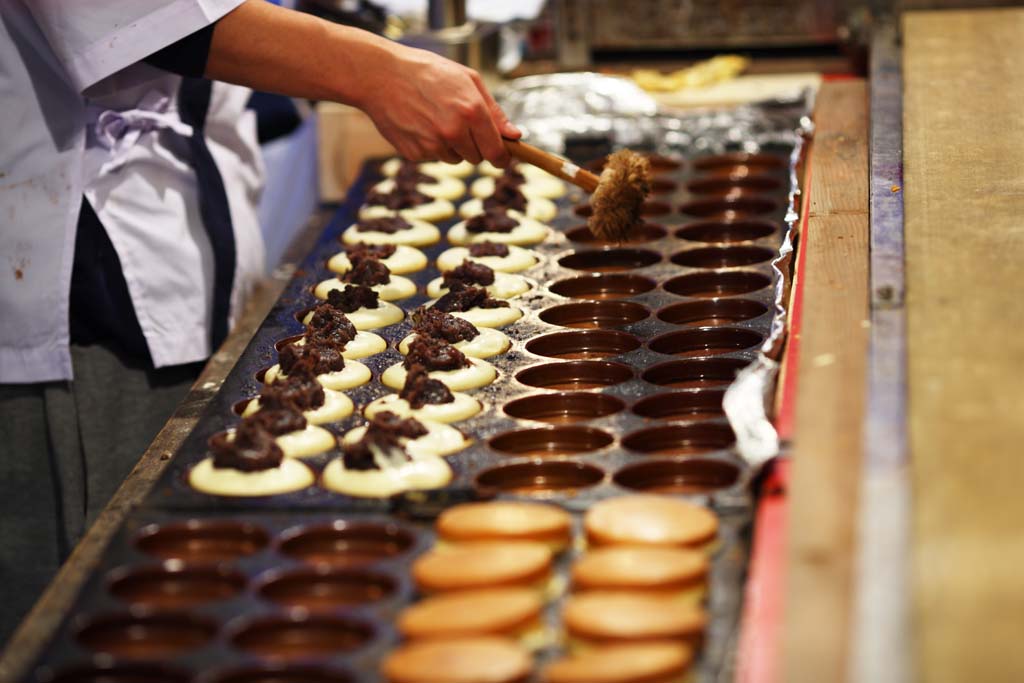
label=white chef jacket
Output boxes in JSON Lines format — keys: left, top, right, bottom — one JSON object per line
{"left": 0, "top": 0, "right": 266, "bottom": 384}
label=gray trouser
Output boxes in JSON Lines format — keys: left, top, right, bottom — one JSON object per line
{"left": 0, "top": 344, "right": 201, "bottom": 643}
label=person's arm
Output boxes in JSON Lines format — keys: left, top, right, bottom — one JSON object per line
{"left": 205, "top": 0, "right": 519, "bottom": 166}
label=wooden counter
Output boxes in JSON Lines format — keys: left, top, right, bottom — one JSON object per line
{"left": 783, "top": 79, "right": 870, "bottom": 683}
{"left": 904, "top": 9, "right": 1024, "bottom": 682}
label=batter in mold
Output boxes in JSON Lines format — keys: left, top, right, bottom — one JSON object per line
{"left": 398, "top": 307, "right": 510, "bottom": 360}
{"left": 426, "top": 285, "right": 523, "bottom": 328}
{"left": 370, "top": 172, "right": 465, "bottom": 201}
{"left": 381, "top": 157, "right": 474, "bottom": 178}
{"left": 447, "top": 209, "right": 549, "bottom": 247}
{"left": 426, "top": 259, "right": 530, "bottom": 300}
{"left": 382, "top": 335, "right": 497, "bottom": 392}
{"left": 242, "top": 370, "right": 353, "bottom": 425}
{"left": 459, "top": 169, "right": 558, "bottom": 222}
{"left": 473, "top": 162, "right": 566, "bottom": 199}
{"left": 359, "top": 177, "right": 455, "bottom": 223}
{"left": 296, "top": 304, "right": 386, "bottom": 360}
{"left": 189, "top": 417, "right": 316, "bottom": 497}
{"left": 304, "top": 286, "right": 404, "bottom": 331}
{"left": 366, "top": 363, "right": 482, "bottom": 424}
{"left": 459, "top": 195, "right": 557, "bottom": 223}
{"left": 315, "top": 255, "right": 416, "bottom": 302}
{"left": 329, "top": 242, "right": 428, "bottom": 276}
{"left": 340, "top": 410, "right": 469, "bottom": 458}
{"left": 322, "top": 412, "right": 454, "bottom": 498}
{"left": 264, "top": 338, "right": 371, "bottom": 391}
{"left": 340, "top": 216, "right": 440, "bottom": 248}
{"left": 243, "top": 408, "right": 335, "bottom": 459}
{"left": 436, "top": 241, "right": 537, "bottom": 274}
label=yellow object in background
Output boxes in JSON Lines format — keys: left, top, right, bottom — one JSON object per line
{"left": 633, "top": 55, "right": 750, "bottom": 92}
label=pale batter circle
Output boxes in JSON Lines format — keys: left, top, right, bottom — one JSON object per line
{"left": 304, "top": 303, "right": 405, "bottom": 331}
{"left": 289, "top": 332, "right": 386, "bottom": 360}
{"left": 458, "top": 197, "right": 557, "bottom": 223}
{"left": 398, "top": 327, "right": 510, "bottom": 360}
{"left": 328, "top": 245, "right": 428, "bottom": 275}
{"left": 436, "top": 245, "right": 538, "bottom": 274}
{"left": 447, "top": 214, "right": 550, "bottom": 246}
{"left": 321, "top": 453, "right": 453, "bottom": 498}
{"left": 372, "top": 176, "right": 466, "bottom": 201}
{"left": 189, "top": 457, "right": 315, "bottom": 497}
{"left": 242, "top": 388, "right": 353, "bottom": 424}
{"left": 381, "top": 158, "right": 475, "bottom": 178}
{"left": 314, "top": 275, "right": 416, "bottom": 302}
{"left": 450, "top": 306, "right": 523, "bottom": 328}
{"left": 340, "top": 221, "right": 439, "bottom": 248}
{"left": 342, "top": 420, "right": 469, "bottom": 457}
{"left": 381, "top": 358, "right": 497, "bottom": 392}
{"left": 264, "top": 359, "right": 371, "bottom": 391}
{"left": 363, "top": 392, "right": 482, "bottom": 424}
{"left": 360, "top": 199, "right": 455, "bottom": 224}
{"left": 425, "top": 272, "right": 531, "bottom": 300}
{"left": 470, "top": 175, "right": 566, "bottom": 200}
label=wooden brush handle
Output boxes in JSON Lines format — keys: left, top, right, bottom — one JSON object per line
{"left": 503, "top": 138, "right": 600, "bottom": 193}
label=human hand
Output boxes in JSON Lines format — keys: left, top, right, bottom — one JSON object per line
{"left": 357, "top": 45, "right": 521, "bottom": 167}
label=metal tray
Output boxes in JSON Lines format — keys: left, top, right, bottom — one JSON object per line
{"left": 22, "top": 140, "right": 799, "bottom": 683}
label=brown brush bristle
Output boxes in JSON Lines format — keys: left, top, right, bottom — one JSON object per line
{"left": 588, "top": 150, "right": 651, "bottom": 242}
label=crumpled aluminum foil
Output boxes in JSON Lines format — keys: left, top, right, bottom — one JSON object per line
{"left": 496, "top": 72, "right": 662, "bottom": 152}
{"left": 497, "top": 72, "right": 815, "bottom": 470}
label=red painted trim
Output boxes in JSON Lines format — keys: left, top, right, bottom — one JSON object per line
{"left": 735, "top": 133, "right": 816, "bottom": 681}
{"left": 736, "top": 460, "right": 790, "bottom": 683}
{"left": 822, "top": 73, "right": 859, "bottom": 82}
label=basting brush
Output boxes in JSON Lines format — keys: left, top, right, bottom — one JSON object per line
{"left": 503, "top": 139, "right": 651, "bottom": 242}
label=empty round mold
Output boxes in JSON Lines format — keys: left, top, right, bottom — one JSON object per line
{"left": 135, "top": 520, "right": 269, "bottom": 562}
{"left": 676, "top": 220, "right": 777, "bottom": 244}
{"left": 679, "top": 196, "right": 778, "bottom": 219}
{"left": 647, "top": 328, "right": 764, "bottom": 358}
{"left": 76, "top": 612, "right": 217, "bottom": 658}
{"left": 489, "top": 426, "right": 614, "bottom": 457}
{"left": 686, "top": 176, "right": 782, "bottom": 195}
{"left": 257, "top": 567, "right": 397, "bottom": 610}
{"left": 631, "top": 390, "right": 726, "bottom": 422}
{"left": 539, "top": 301, "right": 649, "bottom": 329}
{"left": 516, "top": 360, "right": 633, "bottom": 390}
{"left": 205, "top": 665, "right": 355, "bottom": 683}
{"left": 573, "top": 200, "right": 672, "bottom": 219}
{"left": 621, "top": 423, "right": 736, "bottom": 456}
{"left": 526, "top": 330, "right": 641, "bottom": 360}
{"left": 230, "top": 614, "right": 374, "bottom": 660}
{"left": 549, "top": 274, "right": 656, "bottom": 300}
{"left": 475, "top": 461, "right": 606, "bottom": 496}
{"left": 671, "top": 246, "right": 775, "bottom": 269}
{"left": 642, "top": 358, "right": 752, "bottom": 388}
{"left": 649, "top": 177, "right": 679, "bottom": 194}
{"left": 558, "top": 248, "right": 661, "bottom": 272}
{"left": 663, "top": 271, "right": 771, "bottom": 298}
{"left": 504, "top": 392, "right": 625, "bottom": 423}
{"left": 39, "top": 664, "right": 192, "bottom": 683}
{"left": 108, "top": 564, "right": 246, "bottom": 608}
{"left": 565, "top": 223, "right": 667, "bottom": 246}
{"left": 693, "top": 153, "right": 787, "bottom": 173}
{"left": 657, "top": 299, "right": 768, "bottom": 326}
{"left": 614, "top": 458, "right": 741, "bottom": 493}
{"left": 278, "top": 521, "right": 415, "bottom": 568}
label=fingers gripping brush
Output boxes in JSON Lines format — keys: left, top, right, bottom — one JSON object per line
{"left": 503, "top": 140, "right": 652, "bottom": 242}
